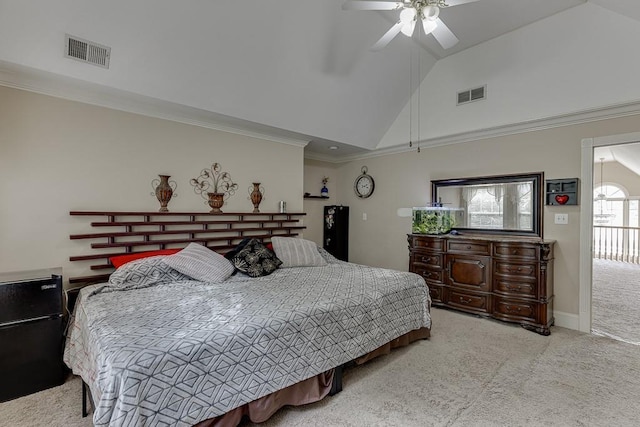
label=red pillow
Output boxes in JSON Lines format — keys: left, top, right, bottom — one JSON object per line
{"left": 266, "top": 242, "right": 274, "bottom": 251}
{"left": 110, "top": 249, "right": 181, "bottom": 268}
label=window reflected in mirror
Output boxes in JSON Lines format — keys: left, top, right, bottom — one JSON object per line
{"left": 432, "top": 172, "right": 543, "bottom": 237}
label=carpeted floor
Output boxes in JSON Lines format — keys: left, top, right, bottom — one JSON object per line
{"left": 592, "top": 258, "right": 640, "bottom": 345}
{"left": 2, "top": 308, "right": 640, "bottom": 427}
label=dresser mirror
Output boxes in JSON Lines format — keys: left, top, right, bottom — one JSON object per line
{"left": 431, "top": 172, "right": 543, "bottom": 237}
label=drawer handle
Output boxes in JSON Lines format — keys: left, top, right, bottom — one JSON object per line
{"left": 505, "top": 284, "right": 522, "bottom": 292}
{"left": 467, "top": 245, "right": 472, "bottom": 250}
{"left": 505, "top": 305, "right": 522, "bottom": 314}
{"left": 421, "top": 256, "right": 432, "bottom": 263}
{"left": 422, "top": 271, "right": 435, "bottom": 279}
{"left": 512, "top": 249, "right": 519, "bottom": 255}
{"left": 459, "top": 296, "right": 472, "bottom": 304}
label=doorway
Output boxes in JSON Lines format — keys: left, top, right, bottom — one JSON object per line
{"left": 580, "top": 133, "right": 640, "bottom": 344}
{"left": 591, "top": 145, "right": 640, "bottom": 344}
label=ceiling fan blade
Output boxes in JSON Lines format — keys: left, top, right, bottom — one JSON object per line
{"left": 371, "top": 21, "right": 404, "bottom": 51}
{"left": 342, "top": 1, "right": 404, "bottom": 11}
{"left": 443, "top": 0, "right": 480, "bottom": 6}
{"left": 431, "top": 18, "right": 459, "bottom": 49}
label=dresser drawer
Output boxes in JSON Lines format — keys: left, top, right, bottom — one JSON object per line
{"left": 413, "top": 266, "right": 443, "bottom": 284}
{"left": 410, "top": 236, "right": 445, "bottom": 251}
{"left": 493, "top": 243, "right": 538, "bottom": 260}
{"left": 494, "top": 261, "right": 537, "bottom": 279}
{"left": 448, "top": 240, "right": 491, "bottom": 255}
{"left": 445, "top": 289, "right": 490, "bottom": 314}
{"left": 493, "top": 279, "right": 536, "bottom": 298}
{"left": 412, "top": 252, "right": 443, "bottom": 268}
{"left": 428, "top": 284, "right": 444, "bottom": 304}
{"left": 493, "top": 298, "right": 537, "bottom": 322}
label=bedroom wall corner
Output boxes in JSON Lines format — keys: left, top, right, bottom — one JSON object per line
{"left": 303, "top": 158, "right": 342, "bottom": 247}
{"left": 0, "top": 85, "right": 305, "bottom": 287}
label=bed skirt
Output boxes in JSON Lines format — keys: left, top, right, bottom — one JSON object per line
{"left": 194, "top": 326, "right": 430, "bottom": 427}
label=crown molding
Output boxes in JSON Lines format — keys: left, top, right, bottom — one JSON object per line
{"left": 310, "top": 99, "right": 640, "bottom": 163}
{"left": 304, "top": 150, "right": 370, "bottom": 163}
{"left": 0, "top": 60, "right": 309, "bottom": 149}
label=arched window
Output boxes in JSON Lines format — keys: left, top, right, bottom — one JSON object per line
{"left": 593, "top": 183, "right": 627, "bottom": 226}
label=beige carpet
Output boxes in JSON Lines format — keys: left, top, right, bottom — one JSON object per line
{"left": 592, "top": 258, "right": 640, "bottom": 345}
{"left": 2, "top": 308, "right": 640, "bottom": 427}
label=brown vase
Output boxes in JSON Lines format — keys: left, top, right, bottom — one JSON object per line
{"left": 153, "top": 175, "right": 176, "bottom": 212}
{"left": 249, "top": 183, "right": 264, "bottom": 213}
{"left": 207, "top": 192, "right": 225, "bottom": 214}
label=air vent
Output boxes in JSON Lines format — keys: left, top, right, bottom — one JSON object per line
{"left": 457, "top": 85, "right": 486, "bottom": 105}
{"left": 65, "top": 34, "right": 111, "bottom": 69}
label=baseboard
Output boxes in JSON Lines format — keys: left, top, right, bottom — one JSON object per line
{"left": 553, "top": 311, "right": 580, "bottom": 331}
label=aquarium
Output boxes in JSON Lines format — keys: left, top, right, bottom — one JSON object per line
{"left": 412, "top": 207, "right": 465, "bottom": 235}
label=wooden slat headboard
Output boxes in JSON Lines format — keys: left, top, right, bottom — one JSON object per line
{"left": 69, "top": 211, "right": 306, "bottom": 285}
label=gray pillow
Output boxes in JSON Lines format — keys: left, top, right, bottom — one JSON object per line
{"left": 162, "top": 243, "right": 235, "bottom": 282}
{"left": 91, "top": 255, "right": 191, "bottom": 296}
{"left": 271, "top": 237, "right": 327, "bottom": 268}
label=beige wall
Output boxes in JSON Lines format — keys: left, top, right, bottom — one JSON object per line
{"left": 305, "top": 114, "right": 640, "bottom": 318}
{"left": 0, "top": 86, "right": 304, "bottom": 285}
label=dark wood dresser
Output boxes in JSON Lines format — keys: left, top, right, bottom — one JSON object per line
{"left": 408, "top": 234, "right": 555, "bottom": 335}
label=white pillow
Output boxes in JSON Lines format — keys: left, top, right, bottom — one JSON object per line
{"left": 270, "top": 237, "right": 327, "bottom": 268}
{"left": 162, "top": 243, "right": 234, "bottom": 282}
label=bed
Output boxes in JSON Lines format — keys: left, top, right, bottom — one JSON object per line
{"left": 64, "top": 212, "right": 431, "bottom": 426}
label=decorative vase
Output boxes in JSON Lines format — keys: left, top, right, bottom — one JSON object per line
{"left": 207, "top": 192, "right": 225, "bottom": 214}
{"left": 249, "top": 183, "right": 264, "bottom": 213}
{"left": 152, "top": 175, "right": 177, "bottom": 212}
{"left": 321, "top": 185, "right": 329, "bottom": 198}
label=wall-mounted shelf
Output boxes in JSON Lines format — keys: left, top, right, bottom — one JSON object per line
{"left": 546, "top": 178, "right": 579, "bottom": 205}
{"left": 304, "top": 195, "right": 330, "bottom": 199}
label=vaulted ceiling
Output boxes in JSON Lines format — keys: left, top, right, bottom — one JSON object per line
{"left": 1, "top": 0, "right": 640, "bottom": 161}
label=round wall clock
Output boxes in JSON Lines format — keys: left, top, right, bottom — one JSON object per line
{"left": 354, "top": 166, "right": 375, "bottom": 198}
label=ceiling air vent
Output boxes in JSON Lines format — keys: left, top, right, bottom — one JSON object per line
{"left": 64, "top": 34, "right": 111, "bottom": 69}
{"left": 457, "top": 85, "right": 486, "bottom": 105}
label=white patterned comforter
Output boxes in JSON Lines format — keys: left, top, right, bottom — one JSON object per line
{"left": 64, "top": 261, "right": 431, "bottom": 426}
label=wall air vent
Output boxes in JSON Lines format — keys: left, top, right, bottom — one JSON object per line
{"left": 64, "top": 34, "right": 111, "bottom": 69}
{"left": 457, "top": 85, "right": 486, "bottom": 105}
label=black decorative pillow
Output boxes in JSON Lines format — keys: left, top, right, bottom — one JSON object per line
{"left": 230, "top": 238, "right": 282, "bottom": 277}
{"left": 225, "top": 238, "right": 251, "bottom": 261}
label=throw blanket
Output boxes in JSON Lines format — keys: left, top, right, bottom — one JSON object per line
{"left": 64, "top": 260, "right": 430, "bottom": 427}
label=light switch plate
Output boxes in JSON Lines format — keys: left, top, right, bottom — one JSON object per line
{"left": 555, "top": 213, "right": 568, "bottom": 225}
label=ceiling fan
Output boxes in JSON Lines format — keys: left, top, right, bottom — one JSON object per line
{"left": 343, "top": 0, "right": 480, "bottom": 51}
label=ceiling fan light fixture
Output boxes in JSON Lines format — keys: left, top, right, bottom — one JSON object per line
{"left": 422, "top": 5, "right": 439, "bottom": 21}
{"left": 399, "top": 7, "right": 417, "bottom": 36}
{"left": 399, "top": 7, "right": 416, "bottom": 23}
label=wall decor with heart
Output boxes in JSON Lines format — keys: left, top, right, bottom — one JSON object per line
{"left": 545, "top": 178, "right": 579, "bottom": 206}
